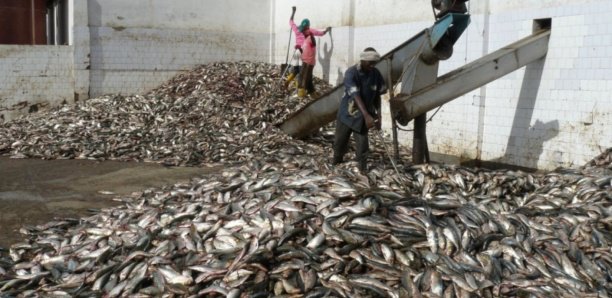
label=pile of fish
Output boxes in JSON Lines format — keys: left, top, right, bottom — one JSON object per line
{"left": 580, "top": 148, "right": 612, "bottom": 176}
{"left": 0, "top": 61, "right": 332, "bottom": 166}
{"left": 0, "top": 61, "right": 610, "bottom": 297}
{"left": 0, "top": 149, "right": 610, "bottom": 297}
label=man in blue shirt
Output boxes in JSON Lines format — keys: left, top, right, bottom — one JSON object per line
{"left": 332, "top": 48, "right": 387, "bottom": 172}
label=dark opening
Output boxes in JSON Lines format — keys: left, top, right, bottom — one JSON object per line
{"left": 29, "top": 104, "right": 39, "bottom": 113}
{"left": 533, "top": 18, "right": 552, "bottom": 32}
{"left": 0, "top": 0, "right": 47, "bottom": 44}
{"left": 0, "top": 0, "right": 68, "bottom": 45}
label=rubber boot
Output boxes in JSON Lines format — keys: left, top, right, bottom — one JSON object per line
{"left": 297, "top": 88, "right": 307, "bottom": 98}
{"left": 284, "top": 73, "right": 296, "bottom": 89}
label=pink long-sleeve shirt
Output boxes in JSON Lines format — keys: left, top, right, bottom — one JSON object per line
{"left": 289, "top": 19, "right": 325, "bottom": 48}
{"left": 301, "top": 35, "right": 317, "bottom": 65}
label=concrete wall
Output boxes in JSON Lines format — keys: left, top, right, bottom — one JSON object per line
{"left": 0, "top": 0, "right": 89, "bottom": 122}
{"left": 421, "top": 0, "right": 612, "bottom": 169}
{"left": 1, "top": 0, "right": 272, "bottom": 121}
{"left": 0, "top": 45, "right": 75, "bottom": 121}
{"left": 0, "top": 0, "right": 90, "bottom": 121}
{"left": 87, "top": 0, "right": 271, "bottom": 97}
{"left": 0, "top": 0, "right": 610, "bottom": 170}
{"left": 73, "top": 0, "right": 90, "bottom": 103}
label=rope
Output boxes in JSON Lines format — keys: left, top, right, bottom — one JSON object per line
{"left": 375, "top": 129, "right": 410, "bottom": 189}
{"left": 394, "top": 104, "right": 444, "bottom": 132}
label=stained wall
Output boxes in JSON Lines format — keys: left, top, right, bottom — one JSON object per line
{"left": 273, "top": 0, "right": 611, "bottom": 170}
{"left": 1, "top": 0, "right": 610, "bottom": 170}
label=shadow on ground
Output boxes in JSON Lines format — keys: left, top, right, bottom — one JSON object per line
{"left": 0, "top": 157, "right": 220, "bottom": 248}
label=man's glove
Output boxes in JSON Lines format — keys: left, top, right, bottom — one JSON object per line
{"left": 325, "top": 27, "right": 332, "bottom": 34}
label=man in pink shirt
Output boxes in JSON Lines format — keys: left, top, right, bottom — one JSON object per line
{"left": 284, "top": 7, "right": 330, "bottom": 95}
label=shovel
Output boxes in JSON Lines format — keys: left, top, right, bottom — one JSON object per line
{"left": 280, "top": 7, "right": 296, "bottom": 74}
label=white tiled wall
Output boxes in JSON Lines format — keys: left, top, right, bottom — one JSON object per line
{"left": 1, "top": 0, "right": 611, "bottom": 170}
{"left": 88, "top": 27, "right": 269, "bottom": 96}
{"left": 474, "top": 1, "right": 612, "bottom": 169}
{"left": 1, "top": 1, "right": 272, "bottom": 121}
{"left": 0, "top": 46, "right": 75, "bottom": 122}
{"left": 272, "top": 0, "right": 611, "bottom": 170}
{"left": 72, "top": 25, "right": 91, "bottom": 102}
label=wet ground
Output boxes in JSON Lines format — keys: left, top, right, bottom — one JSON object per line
{"left": 0, "top": 157, "right": 220, "bottom": 248}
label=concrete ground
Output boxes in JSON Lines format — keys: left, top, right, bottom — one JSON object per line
{"left": 0, "top": 157, "right": 220, "bottom": 248}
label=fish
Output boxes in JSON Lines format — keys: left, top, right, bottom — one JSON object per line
{"left": 0, "top": 61, "right": 609, "bottom": 297}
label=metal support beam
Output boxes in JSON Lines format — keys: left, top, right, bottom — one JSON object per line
{"left": 397, "top": 40, "right": 438, "bottom": 164}
{"left": 279, "top": 14, "right": 468, "bottom": 139}
{"left": 392, "top": 29, "right": 550, "bottom": 123}
{"left": 386, "top": 59, "right": 399, "bottom": 160}
{"left": 279, "top": 30, "right": 429, "bottom": 138}
{"left": 412, "top": 114, "right": 428, "bottom": 164}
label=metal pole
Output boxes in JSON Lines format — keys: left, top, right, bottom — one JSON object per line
{"left": 424, "top": 130, "right": 431, "bottom": 163}
{"left": 392, "top": 119, "right": 400, "bottom": 162}
{"left": 412, "top": 113, "right": 428, "bottom": 164}
{"left": 387, "top": 59, "right": 400, "bottom": 160}
{"left": 285, "top": 28, "right": 293, "bottom": 65}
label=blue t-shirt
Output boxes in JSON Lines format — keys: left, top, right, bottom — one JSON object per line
{"left": 337, "top": 64, "right": 387, "bottom": 132}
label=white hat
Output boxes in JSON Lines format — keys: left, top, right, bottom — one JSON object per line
{"left": 359, "top": 50, "right": 380, "bottom": 62}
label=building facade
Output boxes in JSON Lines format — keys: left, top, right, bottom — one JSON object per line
{"left": 1, "top": 0, "right": 610, "bottom": 170}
